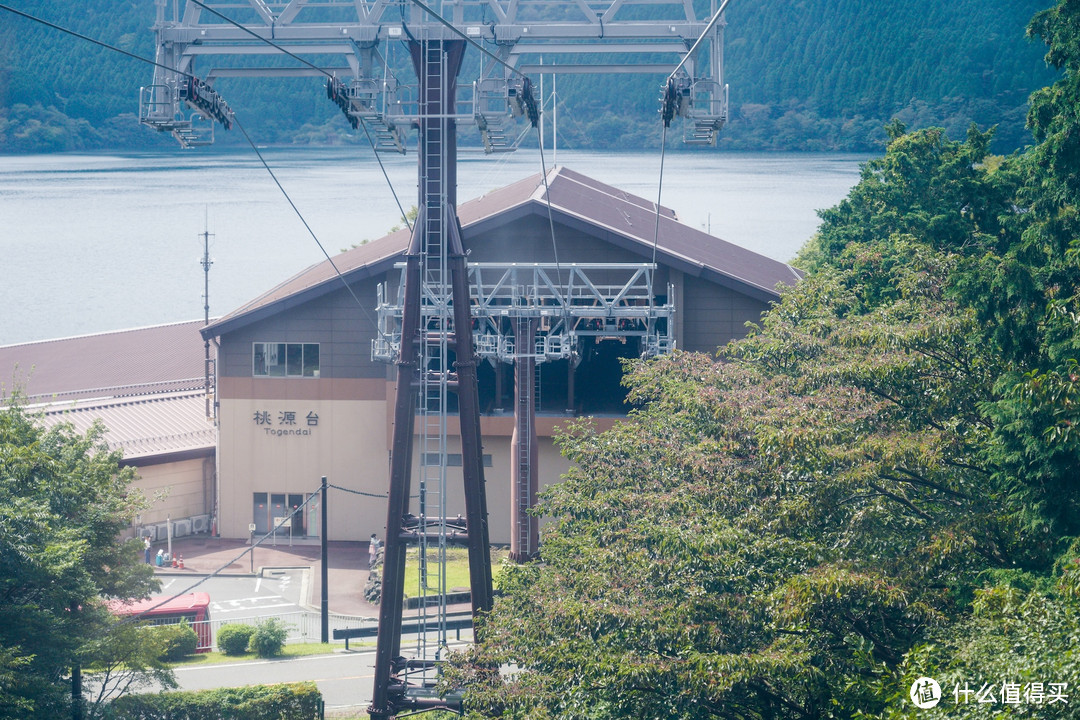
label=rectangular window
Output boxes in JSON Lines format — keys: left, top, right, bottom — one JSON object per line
{"left": 253, "top": 342, "right": 320, "bottom": 378}
{"left": 422, "top": 453, "right": 493, "bottom": 467}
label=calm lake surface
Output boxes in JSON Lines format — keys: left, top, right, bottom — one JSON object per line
{"left": 0, "top": 147, "right": 866, "bottom": 346}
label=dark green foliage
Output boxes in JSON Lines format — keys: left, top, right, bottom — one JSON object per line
{"left": 148, "top": 622, "right": 197, "bottom": 662}
{"left": 449, "top": 2, "right": 1080, "bottom": 715}
{"left": 0, "top": 0, "right": 1059, "bottom": 153}
{"left": 247, "top": 618, "right": 288, "bottom": 658}
{"left": 0, "top": 402, "right": 160, "bottom": 719}
{"left": 216, "top": 623, "right": 256, "bottom": 656}
{"left": 106, "top": 682, "right": 323, "bottom": 720}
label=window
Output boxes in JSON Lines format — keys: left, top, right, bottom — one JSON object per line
{"left": 422, "top": 453, "right": 493, "bottom": 467}
{"left": 253, "top": 342, "right": 320, "bottom": 377}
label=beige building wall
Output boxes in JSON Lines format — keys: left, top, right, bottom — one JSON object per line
{"left": 216, "top": 381, "right": 595, "bottom": 544}
{"left": 133, "top": 456, "right": 211, "bottom": 526}
{"left": 402, "top": 431, "right": 575, "bottom": 546}
{"left": 216, "top": 392, "right": 390, "bottom": 541}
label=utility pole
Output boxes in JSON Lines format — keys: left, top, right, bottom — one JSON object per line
{"left": 321, "top": 476, "right": 329, "bottom": 643}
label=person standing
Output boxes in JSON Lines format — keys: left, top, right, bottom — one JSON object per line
{"left": 368, "top": 533, "right": 379, "bottom": 568}
{"left": 144, "top": 536, "right": 152, "bottom": 564}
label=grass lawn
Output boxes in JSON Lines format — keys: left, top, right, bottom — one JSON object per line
{"left": 168, "top": 640, "right": 373, "bottom": 667}
{"left": 401, "top": 547, "right": 510, "bottom": 598}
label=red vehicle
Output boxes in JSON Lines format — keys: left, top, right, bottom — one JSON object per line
{"left": 110, "top": 592, "right": 213, "bottom": 652}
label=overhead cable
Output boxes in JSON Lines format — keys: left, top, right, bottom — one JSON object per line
{"left": 667, "top": 0, "right": 734, "bottom": 82}
{"left": 116, "top": 490, "right": 321, "bottom": 626}
{"left": 0, "top": 1, "right": 387, "bottom": 330}
{"left": 187, "top": 0, "right": 413, "bottom": 232}
{"left": 406, "top": 0, "right": 526, "bottom": 80}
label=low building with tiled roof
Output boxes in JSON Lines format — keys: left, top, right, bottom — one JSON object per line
{"left": 201, "top": 167, "right": 802, "bottom": 544}
{"left": 0, "top": 320, "right": 217, "bottom": 541}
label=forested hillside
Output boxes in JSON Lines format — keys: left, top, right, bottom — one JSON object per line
{"left": 0, "top": 0, "right": 1058, "bottom": 153}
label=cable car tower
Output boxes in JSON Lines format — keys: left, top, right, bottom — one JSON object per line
{"left": 141, "top": 1, "right": 728, "bottom": 717}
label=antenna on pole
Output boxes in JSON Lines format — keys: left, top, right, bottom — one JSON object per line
{"left": 200, "top": 208, "right": 216, "bottom": 422}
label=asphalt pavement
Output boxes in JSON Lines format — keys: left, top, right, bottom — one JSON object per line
{"left": 149, "top": 536, "right": 379, "bottom": 617}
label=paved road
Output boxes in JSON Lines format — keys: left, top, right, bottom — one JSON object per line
{"left": 171, "top": 639, "right": 473, "bottom": 711}
{"left": 173, "top": 651, "right": 377, "bottom": 709}
{"left": 156, "top": 570, "right": 310, "bottom": 619}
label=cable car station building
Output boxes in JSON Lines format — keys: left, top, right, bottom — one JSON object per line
{"left": 202, "top": 166, "right": 801, "bottom": 549}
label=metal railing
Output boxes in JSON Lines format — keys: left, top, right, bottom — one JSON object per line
{"left": 190, "top": 611, "right": 379, "bottom": 651}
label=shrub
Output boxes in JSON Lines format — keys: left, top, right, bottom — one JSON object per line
{"left": 217, "top": 623, "right": 256, "bottom": 655}
{"left": 248, "top": 617, "right": 289, "bottom": 658}
{"left": 109, "top": 682, "right": 323, "bottom": 719}
{"left": 150, "top": 620, "right": 198, "bottom": 660}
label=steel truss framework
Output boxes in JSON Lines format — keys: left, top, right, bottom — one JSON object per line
{"left": 375, "top": 262, "right": 676, "bottom": 365}
{"left": 141, "top": 0, "right": 727, "bottom": 148}
{"left": 375, "top": 261, "right": 676, "bottom": 564}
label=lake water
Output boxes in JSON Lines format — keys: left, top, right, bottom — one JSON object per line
{"left": 0, "top": 147, "right": 866, "bottom": 346}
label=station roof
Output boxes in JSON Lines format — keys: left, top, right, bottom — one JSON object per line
{"left": 0, "top": 320, "right": 209, "bottom": 404}
{"left": 203, "top": 166, "right": 803, "bottom": 339}
{"left": 0, "top": 320, "right": 216, "bottom": 464}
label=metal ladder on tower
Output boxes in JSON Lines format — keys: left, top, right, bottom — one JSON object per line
{"left": 414, "top": 38, "right": 452, "bottom": 688}
{"left": 516, "top": 337, "right": 534, "bottom": 557}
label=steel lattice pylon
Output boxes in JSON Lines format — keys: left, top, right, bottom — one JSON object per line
{"left": 369, "top": 38, "right": 494, "bottom": 719}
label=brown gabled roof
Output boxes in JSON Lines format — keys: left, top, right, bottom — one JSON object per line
{"left": 0, "top": 320, "right": 209, "bottom": 404}
{"left": 1, "top": 321, "right": 216, "bottom": 463}
{"left": 203, "top": 167, "right": 802, "bottom": 339}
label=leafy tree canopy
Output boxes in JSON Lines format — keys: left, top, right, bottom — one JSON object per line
{"left": 448, "top": 1, "right": 1080, "bottom": 716}
{"left": 0, "top": 402, "right": 161, "bottom": 719}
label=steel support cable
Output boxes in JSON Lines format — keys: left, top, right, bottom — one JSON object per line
{"left": 0, "top": 2, "right": 386, "bottom": 329}
{"left": 649, "top": 0, "right": 733, "bottom": 350}
{"left": 123, "top": 478, "right": 423, "bottom": 628}
{"left": 359, "top": 118, "right": 414, "bottom": 232}
{"left": 656, "top": 0, "right": 734, "bottom": 233}
{"left": 186, "top": 0, "right": 413, "bottom": 233}
{"left": 230, "top": 116, "right": 379, "bottom": 324}
{"left": 534, "top": 125, "right": 566, "bottom": 299}
{"left": 116, "top": 481, "right": 416, "bottom": 628}
{"left": 652, "top": 121, "right": 669, "bottom": 268}
{"left": 655, "top": 0, "right": 733, "bottom": 231}
{"left": 114, "top": 488, "right": 322, "bottom": 627}
{"left": 646, "top": 120, "right": 670, "bottom": 345}
{"left": 667, "top": 0, "right": 733, "bottom": 83}
{"left": 407, "top": 0, "right": 526, "bottom": 81}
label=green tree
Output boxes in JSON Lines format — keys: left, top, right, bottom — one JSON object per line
{"left": 448, "top": 35, "right": 1080, "bottom": 710}
{"left": 0, "top": 402, "right": 160, "bottom": 719}
{"left": 78, "top": 621, "right": 176, "bottom": 720}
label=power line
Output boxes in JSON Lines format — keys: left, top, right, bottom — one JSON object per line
{"left": 0, "top": 1, "right": 384, "bottom": 331}
{"left": 116, "top": 488, "right": 321, "bottom": 626}
{"left": 407, "top": 0, "right": 526, "bottom": 81}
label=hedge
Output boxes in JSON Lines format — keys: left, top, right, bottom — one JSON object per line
{"left": 107, "top": 682, "right": 322, "bottom": 720}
